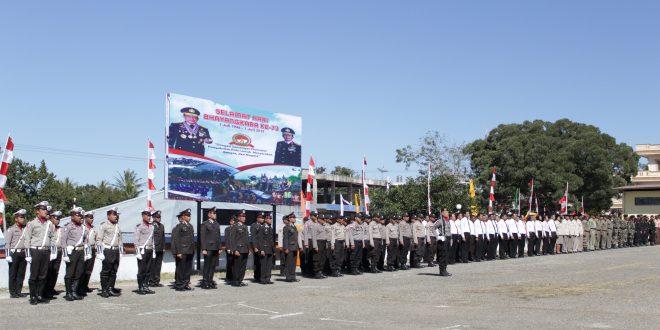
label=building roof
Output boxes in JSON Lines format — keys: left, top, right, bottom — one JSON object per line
{"left": 613, "top": 184, "right": 660, "bottom": 192}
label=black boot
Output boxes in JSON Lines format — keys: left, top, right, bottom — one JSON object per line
{"left": 136, "top": 277, "right": 146, "bottom": 295}
{"left": 439, "top": 267, "right": 452, "bottom": 277}
{"left": 142, "top": 276, "right": 155, "bottom": 294}
{"left": 64, "top": 280, "right": 75, "bottom": 301}
{"left": 99, "top": 276, "right": 110, "bottom": 298}
{"left": 29, "top": 282, "right": 38, "bottom": 305}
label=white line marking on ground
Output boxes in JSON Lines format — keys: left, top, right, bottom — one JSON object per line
{"left": 238, "top": 303, "right": 279, "bottom": 314}
{"left": 270, "top": 312, "right": 303, "bottom": 319}
{"left": 440, "top": 325, "right": 463, "bottom": 329}
{"left": 320, "top": 317, "right": 367, "bottom": 324}
{"left": 138, "top": 308, "right": 185, "bottom": 316}
{"left": 435, "top": 305, "right": 451, "bottom": 308}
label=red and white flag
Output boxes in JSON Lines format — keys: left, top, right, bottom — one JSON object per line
{"left": 488, "top": 167, "right": 496, "bottom": 213}
{"left": 427, "top": 163, "right": 432, "bottom": 215}
{"left": 535, "top": 196, "right": 539, "bottom": 215}
{"left": 305, "top": 156, "right": 315, "bottom": 217}
{"left": 147, "top": 140, "right": 157, "bottom": 211}
{"left": 527, "top": 178, "right": 534, "bottom": 215}
{"left": 362, "top": 156, "right": 370, "bottom": 215}
{"left": 0, "top": 134, "right": 14, "bottom": 228}
{"left": 559, "top": 182, "right": 568, "bottom": 215}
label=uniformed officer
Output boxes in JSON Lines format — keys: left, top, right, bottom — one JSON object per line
{"left": 377, "top": 216, "right": 387, "bottom": 271}
{"left": 25, "top": 201, "right": 55, "bottom": 305}
{"left": 279, "top": 213, "right": 302, "bottom": 282}
{"left": 398, "top": 213, "right": 413, "bottom": 269}
{"left": 360, "top": 215, "right": 371, "bottom": 271}
{"left": 224, "top": 215, "right": 235, "bottom": 282}
{"left": 348, "top": 215, "right": 364, "bottom": 275}
{"left": 44, "top": 210, "right": 63, "bottom": 300}
{"left": 78, "top": 211, "right": 97, "bottom": 297}
{"left": 312, "top": 215, "right": 330, "bottom": 278}
{"left": 229, "top": 210, "right": 250, "bottom": 287}
{"left": 368, "top": 213, "right": 384, "bottom": 273}
{"left": 96, "top": 207, "right": 123, "bottom": 298}
{"left": 61, "top": 207, "right": 87, "bottom": 302}
{"left": 385, "top": 216, "right": 399, "bottom": 271}
{"left": 134, "top": 210, "right": 155, "bottom": 295}
{"left": 149, "top": 210, "right": 165, "bottom": 287}
{"left": 250, "top": 212, "right": 265, "bottom": 282}
{"left": 273, "top": 127, "right": 301, "bottom": 167}
{"left": 201, "top": 207, "right": 221, "bottom": 289}
{"left": 168, "top": 107, "right": 213, "bottom": 156}
{"left": 412, "top": 214, "right": 427, "bottom": 268}
{"left": 172, "top": 209, "right": 195, "bottom": 291}
{"left": 5, "top": 209, "right": 28, "bottom": 298}
{"left": 257, "top": 212, "right": 275, "bottom": 284}
{"left": 330, "top": 216, "right": 350, "bottom": 277}
{"left": 434, "top": 211, "right": 452, "bottom": 277}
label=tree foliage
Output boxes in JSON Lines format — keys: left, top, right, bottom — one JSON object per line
{"left": 395, "top": 131, "right": 470, "bottom": 177}
{"left": 465, "top": 119, "right": 638, "bottom": 213}
{"left": 330, "top": 166, "right": 356, "bottom": 177}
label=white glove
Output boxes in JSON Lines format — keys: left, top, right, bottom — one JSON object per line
{"left": 97, "top": 253, "right": 105, "bottom": 261}
{"left": 6, "top": 256, "right": 12, "bottom": 263}
{"left": 136, "top": 253, "right": 142, "bottom": 260}
{"left": 439, "top": 236, "right": 446, "bottom": 242}
{"left": 26, "top": 257, "right": 32, "bottom": 263}
{"left": 63, "top": 256, "right": 70, "bottom": 263}
{"left": 66, "top": 246, "right": 74, "bottom": 254}
{"left": 50, "top": 254, "right": 57, "bottom": 261}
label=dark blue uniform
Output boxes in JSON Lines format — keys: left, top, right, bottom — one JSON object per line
{"left": 168, "top": 122, "right": 212, "bottom": 156}
{"left": 273, "top": 141, "right": 301, "bottom": 166}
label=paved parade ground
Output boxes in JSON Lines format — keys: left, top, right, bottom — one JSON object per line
{"left": 2, "top": 246, "right": 659, "bottom": 329}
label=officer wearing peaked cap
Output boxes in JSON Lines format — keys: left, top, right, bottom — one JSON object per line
{"left": 6, "top": 209, "right": 28, "bottom": 298}
{"left": 172, "top": 208, "right": 195, "bottom": 291}
{"left": 201, "top": 206, "right": 220, "bottom": 289}
{"left": 168, "top": 107, "right": 213, "bottom": 156}
{"left": 149, "top": 210, "right": 165, "bottom": 287}
{"left": 44, "top": 210, "right": 64, "bottom": 300}
{"left": 134, "top": 209, "right": 155, "bottom": 295}
{"left": 25, "top": 201, "right": 56, "bottom": 305}
{"left": 61, "top": 206, "right": 86, "bottom": 302}
{"left": 229, "top": 210, "right": 250, "bottom": 286}
{"left": 96, "top": 207, "right": 123, "bottom": 298}
{"left": 273, "top": 127, "right": 301, "bottom": 167}
{"left": 250, "top": 212, "right": 265, "bottom": 283}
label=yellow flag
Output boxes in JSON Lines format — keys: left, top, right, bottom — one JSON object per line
{"left": 354, "top": 193, "right": 360, "bottom": 213}
{"left": 469, "top": 179, "right": 475, "bottom": 197}
{"left": 469, "top": 179, "right": 478, "bottom": 216}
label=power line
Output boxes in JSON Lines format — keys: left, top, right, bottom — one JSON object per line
{"left": 15, "top": 144, "right": 147, "bottom": 162}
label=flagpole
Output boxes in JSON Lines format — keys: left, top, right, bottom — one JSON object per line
{"left": 1, "top": 133, "right": 10, "bottom": 233}
{"left": 427, "top": 163, "right": 431, "bottom": 215}
{"left": 147, "top": 138, "right": 151, "bottom": 210}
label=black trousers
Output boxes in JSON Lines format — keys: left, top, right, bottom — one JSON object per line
{"left": 150, "top": 250, "right": 164, "bottom": 284}
{"left": 378, "top": 239, "right": 386, "bottom": 270}
{"left": 548, "top": 234, "right": 558, "bottom": 254}
{"left": 350, "top": 240, "right": 364, "bottom": 270}
{"left": 459, "top": 234, "right": 469, "bottom": 263}
{"left": 508, "top": 234, "right": 518, "bottom": 258}
{"left": 469, "top": 235, "right": 476, "bottom": 261}
{"left": 518, "top": 235, "right": 526, "bottom": 257}
{"left": 474, "top": 236, "right": 484, "bottom": 261}
{"left": 136, "top": 249, "right": 153, "bottom": 287}
{"left": 175, "top": 253, "right": 194, "bottom": 287}
{"left": 64, "top": 250, "right": 85, "bottom": 294}
{"left": 203, "top": 250, "right": 219, "bottom": 283}
{"left": 313, "top": 240, "right": 328, "bottom": 273}
{"left": 399, "top": 237, "right": 411, "bottom": 267}
{"left": 331, "top": 242, "right": 345, "bottom": 272}
{"left": 225, "top": 251, "right": 234, "bottom": 280}
{"left": 534, "top": 232, "right": 543, "bottom": 254}
{"left": 253, "top": 249, "right": 262, "bottom": 281}
{"left": 498, "top": 235, "right": 508, "bottom": 259}
{"left": 387, "top": 239, "right": 399, "bottom": 266}
{"left": 45, "top": 250, "right": 62, "bottom": 295}
{"left": 368, "top": 239, "right": 382, "bottom": 269}
{"left": 527, "top": 234, "right": 536, "bottom": 256}
{"left": 100, "top": 249, "right": 120, "bottom": 291}
{"left": 302, "top": 245, "right": 312, "bottom": 276}
{"left": 425, "top": 237, "right": 437, "bottom": 264}
{"left": 542, "top": 236, "right": 550, "bottom": 255}
{"left": 80, "top": 249, "right": 96, "bottom": 292}
{"left": 413, "top": 238, "right": 426, "bottom": 266}
{"left": 232, "top": 252, "right": 248, "bottom": 283}
{"left": 29, "top": 249, "right": 50, "bottom": 297}
{"left": 450, "top": 234, "right": 460, "bottom": 263}
{"left": 437, "top": 238, "right": 449, "bottom": 270}
{"left": 8, "top": 251, "right": 27, "bottom": 295}
{"left": 259, "top": 253, "right": 273, "bottom": 283}
{"left": 486, "top": 235, "right": 497, "bottom": 260}
{"left": 284, "top": 250, "right": 298, "bottom": 280}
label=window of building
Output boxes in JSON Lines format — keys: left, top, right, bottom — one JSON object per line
{"left": 634, "top": 197, "right": 660, "bottom": 205}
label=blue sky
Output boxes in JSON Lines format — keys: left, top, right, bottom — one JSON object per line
{"left": 1, "top": 1, "right": 659, "bottom": 189}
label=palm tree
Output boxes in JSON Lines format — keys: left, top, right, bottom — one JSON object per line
{"left": 113, "top": 169, "right": 143, "bottom": 199}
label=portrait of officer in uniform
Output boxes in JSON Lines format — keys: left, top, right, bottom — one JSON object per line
{"left": 273, "top": 127, "right": 301, "bottom": 167}
{"left": 168, "top": 107, "right": 213, "bottom": 156}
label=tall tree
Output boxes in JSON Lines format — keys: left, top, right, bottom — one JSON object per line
{"left": 330, "top": 166, "right": 356, "bottom": 177}
{"left": 395, "top": 131, "right": 470, "bottom": 177}
{"left": 465, "top": 119, "right": 638, "bottom": 213}
{"left": 113, "top": 169, "right": 143, "bottom": 200}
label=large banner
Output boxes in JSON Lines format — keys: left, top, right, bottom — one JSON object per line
{"left": 166, "top": 93, "right": 302, "bottom": 205}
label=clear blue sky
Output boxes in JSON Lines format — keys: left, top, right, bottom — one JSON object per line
{"left": 1, "top": 1, "right": 659, "bottom": 189}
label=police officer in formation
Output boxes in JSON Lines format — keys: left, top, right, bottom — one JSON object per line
{"left": 96, "top": 207, "right": 123, "bottom": 298}
{"left": 228, "top": 210, "right": 249, "bottom": 287}
{"left": 200, "top": 207, "right": 220, "bottom": 289}
{"left": 5, "top": 209, "right": 29, "bottom": 298}
{"left": 134, "top": 209, "right": 155, "bottom": 295}
{"left": 279, "top": 212, "right": 302, "bottom": 282}
{"left": 171, "top": 208, "right": 194, "bottom": 291}
{"left": 61, "top": 206, "right": 87, "bottom": 302}
{"left": 149, "top": 210, "right": 165, "bottom": 287}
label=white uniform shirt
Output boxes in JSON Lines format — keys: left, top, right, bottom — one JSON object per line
{"left": 506, "top": 219, "right": 519, "bottom": 236}
{"left": 485, "top": 220, "right": 496, "bottom": 236}
{"left": 497, "top": 219, "right": 508, "bottom": 238}
{"left": 449, "top": 219, "right": 459, "bottom": 235}
{"left": 516, "top": 220, "right": 526, "bottom": 236}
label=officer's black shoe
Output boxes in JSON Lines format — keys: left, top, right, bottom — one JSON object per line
{"left": 30, "top": 297, "right": 38, "bottom": 305}
{"left": 285, "top": 279, "right": 300, "bottom": 282}
{"left": 77, "top": 291, "right": 87, "bottom": 297}
{"left": 10, "top": 293, "right": 21, "bottom": 298}
{"left": 349, "top": 270, "right": 360, "bottom": 275}
{"left": 174, "top": 286, "right": 186, "bottom": 291}
{"left": 111, "top": 287, "right": 122, "bottom": 294}
{"left": 439, "top": 270, "right": 452, "bottom": 277}
{"left": 151, "top": 283, "right": 164, "bottom": 287}
{"left": 18, "top": 293, "right": 28, "bottom": 298}
{"left": 71, "top": 293, "right": 83, "bottom": 300}
{"left": 108, "top": 289, "right": 121, "bottom": 296}
{"left": 64, "top": 293, "right": 75, "bottom": 301}
{"left": 86, "top": 288, "right": 93, "bottom": 293}
{"left": 37, "top": 296, "right": 49, "bottom": 304}
{"left": 143, "top": 287, "right": 155, "bottom": 294}
{"left": 136, "top": 288, "right": 147, "bottom": 295}
{"left": 99, "top": 290, "right": 110, "bottom": 298}
{"left": 313, "top": 272, "right": 325, "bottom": 279}
{"left": 239, "top": 282, "right": 248, "bottom": 287}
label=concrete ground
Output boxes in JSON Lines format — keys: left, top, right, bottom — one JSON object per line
{"left": 1, "top": 246, "right": 659, "bottom": 329}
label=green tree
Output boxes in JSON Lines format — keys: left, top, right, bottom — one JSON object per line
{"left": 113, "top": 169, "right": 143, "bottom": 200}
{"left": 465, "top": 119, "right": 638, "bottom": 213}
{"left": 331, "top": 166, "right": 356, "bottom": 177}
{"left": 315, "top": 166, "right": 327, "bottom": 175}
{"left": 3, "top": 159, "right": 55, "bottom": 220}
{"left": 395, "top": 130, "right": 470, "bottom": 177}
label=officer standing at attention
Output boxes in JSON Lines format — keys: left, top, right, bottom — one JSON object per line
{"left": 279, "top": 213, "right": 302, "bottom": 282}
{"left": 149, "top": 210, "right": 165, "bottom": 287}
{"left": 412, "top": 214, "right": 427, "bottom": 268}
{"left": 250, "top": 212, "right": 265, "bottom": 283}
{"left": 434, "top": 212, "right": 452, "bottom": 277}
{"left": 5, "top": 209, "right": 29, "bottom": 298}
{"left": 273, "top": 127, "right": 302, "bottom": 167}
{"left": 312, "top": 215, "right": 329, "bottom": 278}
{"left": 224, "top": 215, "right": 235, "bottom": 282}
{"left": 368, "top": 213, "right": 383, "bottom": 273}
{"left": 257, "top": 212, "right": 275, "bottom": 284}
{"left": 96, "top": 207, "right": 123, "bottom": 298}
{"left": 229, "top": 210, "right": 250, "bottom": 287}
{"left": 171, "top": 209, "right": 195, "bottom": 291}
{"left": 25, "top": 201, "right": 55, "bottom": 305}
{"left": 201, "top": 207, "right": 221, "bottom": 289}
{"left": 61, "top": 207, "right": 86, "bottom": 302}
{"left": 134, "top": 210, "right": 155, "bottom": 295}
